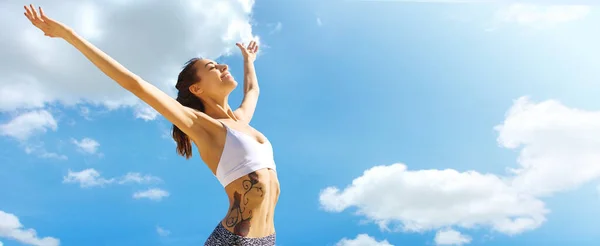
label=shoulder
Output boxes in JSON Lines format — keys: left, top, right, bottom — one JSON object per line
{"left": 233, "top": 110, "right": 252, "bottom": 124}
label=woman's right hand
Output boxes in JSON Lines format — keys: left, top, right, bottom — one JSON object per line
{"left": 23, "top": 4, "right": 72, "bottom": 39}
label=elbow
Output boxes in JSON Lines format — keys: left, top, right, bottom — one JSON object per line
{"left": 122, "top": 76, "right": 144, "bottom": 93}
{"left": 247, "top": 87, "right": 260, "bottom": 95}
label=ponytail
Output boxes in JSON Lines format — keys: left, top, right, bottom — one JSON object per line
{"left": 172, "top": 58, "right": 204, "bottom": 159}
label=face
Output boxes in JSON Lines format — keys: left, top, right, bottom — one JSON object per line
{"left": 189, "top": 58, "right": 237, "bottom": 97}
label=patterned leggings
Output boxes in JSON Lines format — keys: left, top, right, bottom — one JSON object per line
{"left": 204, "top": 223, "right": 276, "bottom": 246}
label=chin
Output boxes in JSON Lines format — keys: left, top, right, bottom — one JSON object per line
{"left": 227, "top": 78, "right": 238, "bottom": 86}
{"left": 224, "top": 79, "right": 238, "bottom": 90}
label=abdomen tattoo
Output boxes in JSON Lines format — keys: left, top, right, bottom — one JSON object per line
{"left": 225, "top": 172, "right": 264, "bottom": 236}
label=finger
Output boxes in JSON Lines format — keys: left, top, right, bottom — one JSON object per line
{"left": 32, "top": 5, "right": 42, "bottom": 21}
{"left": 24, "top": 11, "right": 34, "bottom": 22}
{"left": 39, "top": 6, "right": 46, "bottom": 20}
{"left": 24, "top": 5, "right": 34, "bottom": 21}
{"left": 28, "top": 4, "right": 39, "bottom": 22}
{"left": 248, "top": 41, "right": 255, "bottom": 50}
{"left": 253, "top": 44, "right": 259, "bottom": 53}
{"left": 39, "top": 6, "right": 49, "bottom": 21}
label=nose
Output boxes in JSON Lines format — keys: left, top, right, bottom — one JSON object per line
{"left": 218, "top": 64, "right": 228, "bottom": 72}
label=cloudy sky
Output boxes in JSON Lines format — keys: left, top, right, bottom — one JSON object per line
{"left": 1, "top": 0, "right": 599, "bottom": 245}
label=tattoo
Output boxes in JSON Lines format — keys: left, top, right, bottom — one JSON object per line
{"left": 225, "top": 172, "right": 264, "bottom": 236}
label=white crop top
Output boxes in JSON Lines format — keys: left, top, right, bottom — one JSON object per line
{"left": 215, "top": 122, "right": 277, "bottom": 187}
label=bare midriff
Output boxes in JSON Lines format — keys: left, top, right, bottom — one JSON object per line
{"left": 220, "top": 167, "right": 280, "bottom": 238}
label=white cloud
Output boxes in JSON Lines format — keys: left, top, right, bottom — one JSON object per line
{"left": 0, "top": 210, "right": 59, "bottom": 246}
{"left": 156, "top": 226, "right": 171, "bottom": 237}
{"left": 0, "top": 0, "right": 256, "bottom": 118}
{"left": 63, "top": 169, "right": 162, "bottom": 188}
{"left": 133, "top": 188, "right": 170, "bottom": 201}
{"left": 434, "top": 229, "right": 472, "bottom": 246}
{"left": 319, "top": 164, "right": 547, "bottom": 235}
{"left": 134, "top": 105, "right": 160, "bottom": 121}
{"left": 0, "top": 110, "right": 57, "bottom": 141}
{"left": 118, "top": 173, "right": 163, "bottom": 185}
{"left": 496, "top": 97, "right": 600, "bottom": 196}
{"left": 336, "top": 234, "right": 393, "bottom": 246}
{"left": 320, "top": 96, "right": 600, "bottom": 241}
{"left": 24, "top": 143, "right": 68, "bottom": 160}
{"left": 71, "top": 138, "right": 100, "bottom": 154}
{"left": 495, "top": 4, "right": 591, "bottom": 27}
{"left": 63, "top": 169, "right": 114, "bottom": 188}
{"left": 0, "top": 110, "right": 64, "bottom": 159}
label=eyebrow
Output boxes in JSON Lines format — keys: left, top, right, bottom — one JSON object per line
{"left": 204, "top": 62, "right": 216, "bottom": 68}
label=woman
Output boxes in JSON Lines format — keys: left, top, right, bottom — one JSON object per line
{"left": 24, "top": 4, "right": 279, "bottom": 245}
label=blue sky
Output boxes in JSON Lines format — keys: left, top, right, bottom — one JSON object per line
{"left": 1, "top": 0, "right": 600, "bottom": 246}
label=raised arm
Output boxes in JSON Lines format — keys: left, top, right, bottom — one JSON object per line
{"left": 23, "top": 4, "right": 209, "bottom": 135}
{"left": 234, "top": 41, "right": 260, "bottom": 124}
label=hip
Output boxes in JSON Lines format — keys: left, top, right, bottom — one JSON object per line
{"left": 204, "top": 222, "right": 275, "bottom": 246}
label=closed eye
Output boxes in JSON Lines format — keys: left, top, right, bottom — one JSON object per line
{"left": 205, "top": 61, "right": 218, "bottom": 70}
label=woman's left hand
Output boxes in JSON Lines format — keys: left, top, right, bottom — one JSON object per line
{"left": 236, "top": 40, "right": 259, "bottom": 63}
{"left": 23, "top": 4, "right": 72, "bottom": 39}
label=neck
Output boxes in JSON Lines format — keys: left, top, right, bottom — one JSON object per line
{"left": 203, "top": 95, "right": 237, "bottom": 121}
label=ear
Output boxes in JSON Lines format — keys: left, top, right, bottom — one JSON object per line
{"left": 189, "top": 83, "right": 203, "bottom": 95}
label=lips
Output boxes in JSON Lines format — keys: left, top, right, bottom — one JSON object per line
{"left": 221, "top": 72, "right": 231, "bottom": 79}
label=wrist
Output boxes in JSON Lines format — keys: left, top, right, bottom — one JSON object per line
{"left": 60, "top": 28, "right": 76, "bottom": 42}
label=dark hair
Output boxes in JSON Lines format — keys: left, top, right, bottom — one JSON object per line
{"left": 172, "top": 58, "right": 204, "bottom": 159}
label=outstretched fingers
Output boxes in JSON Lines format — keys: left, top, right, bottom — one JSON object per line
{"left": 24, "top": 4, "right": 42, "bottom": 24}
{"left": 247, "top": 41, "right": 256, "bottom": 51}
{"left": 236, "top": 40, "right": 259, "bottom": 55}
{"left": 23, "top": 5, "right": 34, "bottom": 21}
{"left": 39, "top": 6, "right": 49, "bottom": 21}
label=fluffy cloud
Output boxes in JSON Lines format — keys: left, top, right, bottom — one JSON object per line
{"left": 434, "top": 229, "right": 471, "bottom": 246}
{"left": 335, "top": 234, "right": 393, "bottom": 246}
{"left": 0, "top": 110, "right": 57, "bottom": 141}
{"left": 320, "top": 97, "right": 600, "bottom": 241}
{"left": 133, "top": 188, "right": 170, "bottom": 201}
{"left": 63, "top": 169, "right": 162, "bottom": 188}
{"left": 0, "top": 0, "right": 256, "bottom": 118}
{"left": 0, "top": 110, "right": 64, "bottom": 158}
{"left": 497, "top": 97, "right": 600, "bottom": 196}
{"left": 0, "top": 210, "right": 59, "bottom": 246}
{"left": 118, "top": 172, "right": 163, "bottom": 185}
{"left": 319, "top": 164, "right": 547, "bottom": 234}
{"left": 63, "top": 169, "right": 114, "bottom": 188}
{"left": 71, "top": 138, "right": 100, "bottom": 154}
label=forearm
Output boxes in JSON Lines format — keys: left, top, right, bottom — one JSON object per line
{"left": 62, "top": 30, "right": 141, "bottom": 91}
{"left": 242, "top": 59, "right": 259, "bottom": 93}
